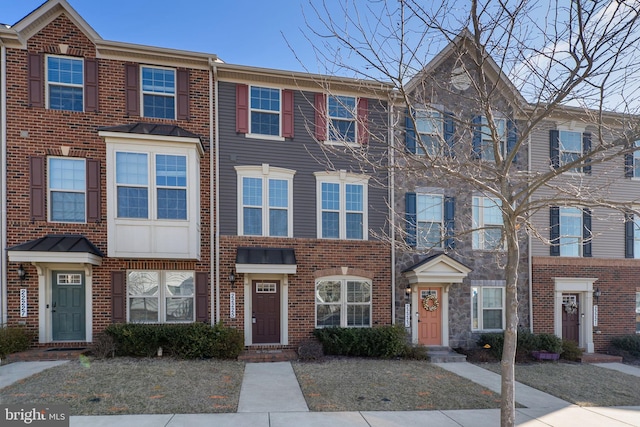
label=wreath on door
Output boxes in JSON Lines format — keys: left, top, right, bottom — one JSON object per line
{"left": 422, "top": 294, "right": 439, "bottom": 312}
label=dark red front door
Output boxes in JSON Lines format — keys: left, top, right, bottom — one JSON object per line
{"left": 562, "top": 294, "right": 580, "bottom": 343}
{"left": 252, "top": 280, "right": 280, "bottom": 344}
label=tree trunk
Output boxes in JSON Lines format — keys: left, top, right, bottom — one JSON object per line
{"left": 501, "top": 223, "right": 520, "bottom": 427}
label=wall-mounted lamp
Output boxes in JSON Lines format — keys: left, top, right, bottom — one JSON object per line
{"left": 17, "top": 264, "right": 27, "bottom": 283}
{"left": 405, "top": 284, "right": 411, "bottom": 296}
{"left": 228, "top": 270, "right": 236, "bottom": 286}
{"left": 593, "top": 287, "right": 601, "bottom": 304}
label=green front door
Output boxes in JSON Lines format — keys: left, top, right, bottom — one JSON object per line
{"left": 52, "top": 271, "right": 86, "bottom": 341}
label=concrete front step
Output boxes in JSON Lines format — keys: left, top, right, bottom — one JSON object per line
{"left": 238, "top": 349, "right": 298, "bottom": 363}
{"left": 427, "top": 347, "right": 467, "bottom": 363}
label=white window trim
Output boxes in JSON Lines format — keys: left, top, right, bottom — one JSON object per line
{"left": 47, "top": 156, "right": 86, "bottom": 223}
{"left": 326, "top": 94, "right": 358, "bottom": 147}
{"left": 415, "top": 109, "right": 443, "bottom": 156}
{"left": 246, "top": 85, "right": 285, "bottom": 141}
{"left": 45, "top": 54, "right": 84, "bottom": 111}
{"left": 235, "top": 164, "right": 295, "bottom": 238}
{"left": 633, "top": 140, "right": 640, "bottom": 179}
{"left": 314, "top": 170, "right": 369, "bottom": 240}
{"left": 471, "top": 283, "right": 506, "bottom": 331}
{"left": 126, "top": 270, "right": 195, "bottom": 324}
{"left": 315, "top": 276, "right": 372, "bottom": 328}
{"left": 559, "top": 206, "right": 583, "bottom": 257}
{"left": 141, "top": 65, "right": 177, "bottom": 120}
{"left": 101, "top": 131, "right": 202, "bottom": 259}
{"left": 558, "top": 126, "right": 585, "bottom": 175}
{"left": 416, "top": 193, "right": 444, "bottom": 249}
{"left": 480, "top": 116, "right": 506, "bottom": 161}
{"left": 472, "top": 196, "right": 504, "bottom": 251}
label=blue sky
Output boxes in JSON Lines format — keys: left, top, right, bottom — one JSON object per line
{"left": 1, "top": 0, "right": 326, "bottom": 73}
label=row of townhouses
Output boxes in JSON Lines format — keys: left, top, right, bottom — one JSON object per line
{"left": 0, "top": 0, "right": 637, "bottom": 357}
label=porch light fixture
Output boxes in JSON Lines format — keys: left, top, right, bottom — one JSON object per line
{"left": 17, "top": 264, "right": 27, "bottom": 283}
{"left": 593, "top": 287, "right": 601, "bottom": 304}
{"left": 228, "top": 270, "right": 236, "bottom": 286}
{"left": 405, "top": 284, "right": 411, "bottom": 296}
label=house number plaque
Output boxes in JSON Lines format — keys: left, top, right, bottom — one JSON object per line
{"left": 20, "top": 289, "right": 27, "bottom": 317}
{"left": 404, "top": 303, "right": 411, "bottom": 327}
{"left": 230, "top": 292, "right": 236, "bottom": 319}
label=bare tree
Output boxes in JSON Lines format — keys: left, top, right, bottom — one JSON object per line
{"left": 301, "top": 1, "right": 640, "bottom": 426}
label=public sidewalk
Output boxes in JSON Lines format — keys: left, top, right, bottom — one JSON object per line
{"left": 1, "top": 359, "right": 639, "bottom": 426}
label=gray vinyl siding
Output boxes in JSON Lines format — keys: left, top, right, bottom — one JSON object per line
{"left": 218, "top": 81, "right": 388, "bottom": 239}
{"left": 530, "top": 119, "right": 635, "bottom": 258}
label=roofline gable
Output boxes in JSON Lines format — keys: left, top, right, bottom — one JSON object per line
{"left": 11, "top": 0, "right": 101, "bottom": 48}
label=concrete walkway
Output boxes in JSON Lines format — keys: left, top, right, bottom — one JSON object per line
{"left": 1, "top": 359, "right": 639, "bottom": 426}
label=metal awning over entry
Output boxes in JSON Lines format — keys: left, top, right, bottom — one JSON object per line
{"left": 235, "top": 247, "right": 297, "bottom": 274}
{"left": 7, "top": 234, "right": 104, "bottom": 265}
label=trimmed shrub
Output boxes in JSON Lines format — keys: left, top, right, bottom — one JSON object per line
{"left": 400, "top": 344, "right": 429, "bottom": 360}
{"left": 478, "top": 330, "right": 563, "bottom": 360}
{"left": 610, "top": 334, "right": 640, "bottom": 358}
{"left": 0, "top": 325, "right": 32, "bottom": 358}
{"left": 313, "top": 324, "right": 408, "bottom": 358}
{"left": 104, "top": 322, "right": 244, "bottom": 359}
{"left": 90, "top": 332, "right": 117, "bottom": 359}
{"left": 297, "top": 339, "right": 324, "bottom": 361}
{"left": 560, "top": 339, "right": 582, "bottom": 361}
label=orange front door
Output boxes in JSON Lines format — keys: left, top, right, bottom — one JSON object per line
{"left": 418, "top": 287, "right": 442, "bottom": 346}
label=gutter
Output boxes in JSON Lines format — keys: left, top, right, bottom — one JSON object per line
{"left": 527, "top": 124, "right": 533, "bottom": 332}
{"left": 1, "top": 43, "right": 6, "bottom": 324}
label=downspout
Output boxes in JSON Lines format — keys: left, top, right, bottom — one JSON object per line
{"left": 210, "top": 59, "right": 220, "bottom": 324}
{"left": 527, "top": 125, "right": 533, "bottom": 332}
{"left": 389, "top": 92, "right": 396, "bottom": 325}
{"left": 1, "top": 42, "right": 7, "bottom": 324}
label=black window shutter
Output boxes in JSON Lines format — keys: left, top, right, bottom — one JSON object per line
{"left": 507, "top": 119, "right": 518, "bottom": 163}
{"left": 550, "top": 130, "right": 560, "bottom": 169}
{"left": 176, "top": 69, "right": 190, "bottom": 120}
{"left": 625, "top": 213, "right": 635, "bottom": 258}
{"left": 444, "top": 112, "right": 455, "bottom": 157}
{"left": 86, "top": 159, "right": 101, "bottom": 223}
{"left": 405, "top": 192, "right": 417, "bottom": 247}
{"left": 84, "top": 58, "right": 99, "bottom": 112}
{"left": 405, "top": 109, "right": 416, "bottom": 154}
{"left": 550, "top": 206, "right": 560, "bottom": 256}
{"left": 582, "top": 208, "right": 592, "bottom": 257}
{"left": 124, "top": 64, "right": 140, "bottom": 116}
{"left": 111, "top": 271, "right": 126, "bottom": 323}
{"left": 582, "top": 132, "right": 592, "bottom": 175}
{"left": 30, "top": 156, "right": 46, "bottom": 221}
{"left": 444, "top": 196, "right": 455, "bottom": 249}
{"left": 28, "top": 53, "right": 44, "bottom": 108}
{"left": 195, "top": 272, "right": 209, "bottom": 322}
{"left": 472, "top": 116, "right": 482, "bottom": 159}
{"left": 625, "top": 153, "right": 634, "bottom": 178}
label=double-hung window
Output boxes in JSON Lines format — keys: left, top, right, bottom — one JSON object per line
{"left": 128, "top": 270, "right": 194, "bottom": 323}
{"left": 472, "top": 196, "right": 503, "bottom": 250}
{"left": 116, "top": 152, "right": 187, "bottom": 220}
{"left": 559, "top": 207, "right": 583, "bottom": 256}
{"left": 417, "top": 194, "right": 443, "bottom": 248}
{"left": 142, "top": 66, "right": 176, "bottom": 119}
{"left": 236, "top": 165, "right": 294, "bottom": 237}
{"left": 632, "top": 140, "right": 640, "bottom": 177}
{"left": 315, "top": 278, "right": 371, "bottom": 327}
{"left": 479, "top": 116, "right": 506, "bottom": 161}
{"left": 472, "top": 285, "right": 505, "bottom": 330}
{"left": 328, "top": 95, "right": 357, "bottom": 143}
{"left": 48, "top": 157, "right": 86, "bottom": 222}
{"left": 316, "top": 171, "right": 369, "bottom": 240}
{"left": 415, "top": 110, "right": 443, "bottom": 156}
{"left": 47, "top": 55, "right": 83, "bottom": 112}
{"left": 250, "top": 86, "right": 280, "bottom": 136}
{"left": 559, "top": 130, "right": 582, "bottom": 173}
